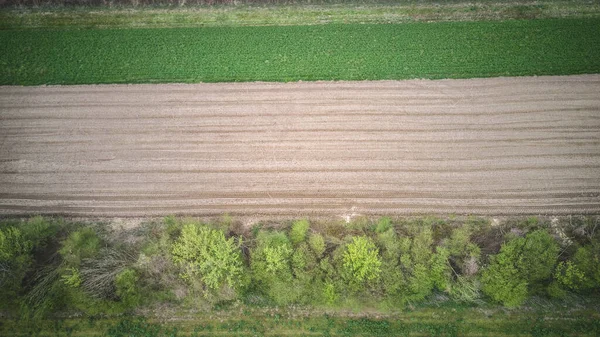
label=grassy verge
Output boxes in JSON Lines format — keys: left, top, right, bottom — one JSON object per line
{"left": 1, "top": 306, "right": 599, "bottom": 336}
{"left": 1, "top": 17, "right": 600, "bottom": 85}
{"left": 1, "top": 2, "right": 600, "bottom": 29}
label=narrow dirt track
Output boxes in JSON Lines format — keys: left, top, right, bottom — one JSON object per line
{"left": 1, "top": 75, "right": 599, "bottom": 216}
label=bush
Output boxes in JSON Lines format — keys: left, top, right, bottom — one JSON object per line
{"left": 406, "top": 229, "right": 450, "bottom": 299}
{"left": 250, "top": 231, "right": 297, "bottom": 304}
{"left": 290, "top": 219, "right": 310, "bottom": 246}
{"left": 555, "top": 245, "right": 600, "bottom": 292}
{"left": 446, "top": 225, "right": 481, "bottom": 276}
{"left": 481, "top": 230, "right": 559, "bottom": 306}
{"left": 481, "top": 251, "right": 528, "bottom": 307}
{"left": 375, "top": 217, "right": 392, "bottom": 234}
{"left": 59, "top": 227, "right": 101, "bottom": 267}
{"left": 171, "top": 223, "right": 243, "bottom": 293}
{"left": 115, "top": 268, "right": 140, "bottom": 307}
{"left": 342, "top": 236, "right": 382, "bottom": 288}
{"left": 1, "top": 217, "right": 59, "bottom": 310}
{"left": 308, "top": 233, "right": 326, "bottom": 258}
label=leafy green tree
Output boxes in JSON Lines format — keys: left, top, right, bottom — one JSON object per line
{"left": 290, "top": 219, "right": 310, "bottom": 246}
{"left": 517, "top": 230, "right": 560, "bottom": 283}
{"left": 481, "top": 247, "right": 528, "bottom": 307}
{"left": 171, "top": 223, "right": 243, "bottom": 292}
{"left": 481, "top": 230, "right": 559, "bottom": 307}
{"left": 343, "top": 236, "right": 382, "bottom": 288}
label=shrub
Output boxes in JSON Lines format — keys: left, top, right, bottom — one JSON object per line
{"left": 1, "top": 217, "right": 58, "bottom": 310}
{"left": 378, "top": 227, "right": 451, "bottom": 304}
{"left": 308, "top": 233, "right": 326, "bottom": 258}
{"left": 481, "top": 251, "right": 528, "bottom": 307}
{"left": 342, "top": 236, "right": 382, "bottom": 288}
{"left": 481, "top": 230, "right": 559, "bottom": 306}
{"left": 555, "top": 245, "right": 600, "bottom": 292}
{"left": 0, "top": 226, "right": 31, "bottom": 261}
{"left": 61, "top": 267, "right": 82, "bottom": 288}
{"left": 446, "top": 225, "right": 481, "bottom": 276}
{"left": 323, "top": 281, "right": 338, "bottom": 305}
{"left": 517, "top": 230, "right": 560, "bottom": 283}
{"left": 79, "top": 247, "right": 137, "bottom": 300}
{"left": 290, "top": 219, "right": 310, "bottom": 246}
{"left": 59, "top": 227, "right": 101, "bottom": 267}
{"left": 115, "top": 268, "right": 140, "bottom": 307}
{"left": 375, "top": 217, "right": 392, "bottom": 234}
{"left": 171, "top": 223, "right": 243, "bottom": 293}
{"left": 250, "top": 231, "right": 296, "bottom": 304}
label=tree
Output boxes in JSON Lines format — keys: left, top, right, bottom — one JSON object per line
{"left": 481, "top": 230, "right": 559, "bottom": 307}
{"left": 250, "top": 231, "right": 298, "bottom": 304}
{"left": 343, "top": 236, "right": 382, "bottom": 287}
{"left": 554, "top": 244, "right": 600, "bottom": 292}
{"left": 171, "top": 224, "right": 243, "bottom": 292}
{"left": 290, "top": 219, "right": 310, "bottom": 246}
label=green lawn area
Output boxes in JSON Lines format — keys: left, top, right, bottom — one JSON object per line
{"left": 1, "top": 18, "right": 599, "bottom": 85}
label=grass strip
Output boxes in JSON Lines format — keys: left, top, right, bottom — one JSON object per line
{"left": 2, "top": 2, "right": 600, "bottom": 29}
{"left": 1, "top": 309, "right": 599, "bottom": 336}
{"left": 1, "top": 18, "right": 599, "bottom": 85}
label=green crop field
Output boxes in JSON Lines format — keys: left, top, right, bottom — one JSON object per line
{"left": 1, "top": 17, "right": 600, "bottom": 85}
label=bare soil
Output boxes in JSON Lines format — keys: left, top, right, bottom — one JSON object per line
{"left": 1, "top": 75, "right": 599, "bottom": 217}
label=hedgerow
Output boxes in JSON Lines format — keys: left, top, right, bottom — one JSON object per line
{"left": 0, "top": 215, "right": 598, "bottom": 320}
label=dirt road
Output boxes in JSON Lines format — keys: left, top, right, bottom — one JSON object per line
{"left": 1, "top": 75, "right": 599, "bottom": 217}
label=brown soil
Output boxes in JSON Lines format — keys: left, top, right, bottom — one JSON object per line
{"left": 1, "top": 75, "right": 599, "bottom": 216}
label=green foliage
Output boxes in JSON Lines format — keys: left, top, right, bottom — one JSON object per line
{"left": 289, "top": 219, "right": 310, "bottom": 246}
{"left": 518, "top": 230, "right": 560, "bottom": 283}
{"left": 481, "top": 230, "right": 559, "bottom": 307}
{"left": 446, "top": 225, "right": 481, "bottom": 276}
{"left": 0, "top": 227, "right": 31, "bottom": 261}
{"left": 308, "top": 233, "right": 326, "bottom": 258}
{"left": 115, "top": 268, "right": 140, "bottom": 308}
{"left": 264, "top": 244, "right": 292, "bottom": 274}
{"left": 3, "top": 19, "right": 600, "bottom": 85}
{"left": 61, "top": 268, "right": 82, "bottom": 288}
{"left": 383, "top": 227, "right": 451, "bottom": 303}
{"left": 481, "top": 252, "right": 528, "bottom": 307}
{"left": 171, "top": 223, "right": 243, "bottom": 292}
{"left": 375, "top": 217, "right": 392, "bottom": 233}
{"left": 106, "top": 318, "right": 163, "bottom": 337}
{"left": 59, "top": 227, "right": 101, "bottom": 267}
{"left": 323, "top": 281, "right": 338, "bottom": 305}
{"left": 342, "top": 236, "right": 382, "bottom": 287}
{"left": 250, "top": 231, "right": 298, "bottom": 304}
{"left": 554, "top": 245, "right": 600, "bottom": 292}
{"left": 1, "top": 217, "right": 59, "bottom": 309}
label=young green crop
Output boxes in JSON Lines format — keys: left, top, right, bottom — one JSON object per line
{"left": 1, "top": 18, "right": 599, "bottom": 85}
